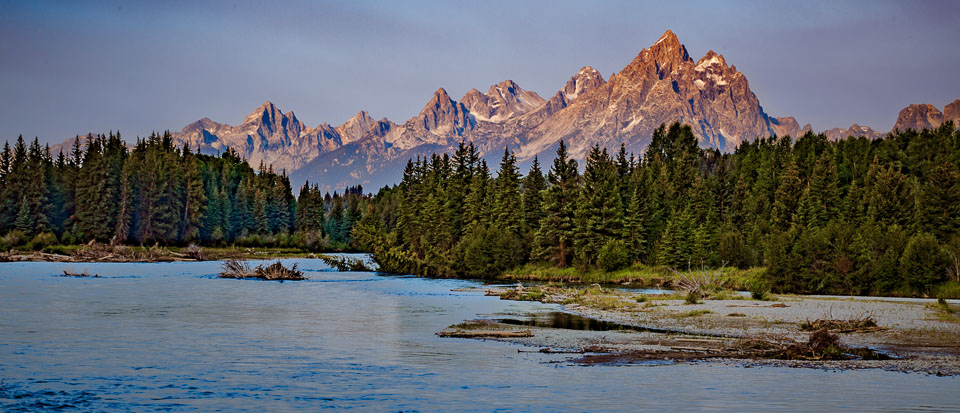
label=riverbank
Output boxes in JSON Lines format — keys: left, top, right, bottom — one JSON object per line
{"left": 497, "top": 263, "right": 765, "bottom": 291}
{"left": 496, "top": 263, "right": 960, "bottom": 299}
{"left": 0, "top": 244, "right": 332, "bottom": 263}
{"left": 444, "top": 284, "right": 960, "bottom": 375}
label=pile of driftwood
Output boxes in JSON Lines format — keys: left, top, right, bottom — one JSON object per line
{"left": 0, "top": 251, "right": 72, "bottom": 262}
{"left": 61, "top": 269, "right": 99, "bottom": 278}
{"left": 71, "top": 241, "right": 203, "bottom": 262}
{"left": 799, "top": 314, "right": 883, "bottom": 333}
{"left": 734, "top": 328, "right": 888, "bottom": 361}
{"left": 576, "top": 328, "right": 890, "bottom": 366}
{"left": 219, "top": 259, "right": 305, "bottom": 281}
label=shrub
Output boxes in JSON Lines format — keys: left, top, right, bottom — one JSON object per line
{"left": 59, "top": 231, "right": 81, "bottom": 246}
{"left": 457, "top": 224, "right": 524, "bottom": 278}
{"left": 597, "top": 239, "right": 631, "bottom": 272}
{"left": 932, "top": 281, "right": 960, "bottom": 300}
{"left": 210, "top": 226, "right": 225, "bottom": 244}
{"left": 900, "top": 232, "right": 948, "bottom": 293}
{"left": 718, "top": 231, "right": 747, "bottom": 269}
{"left": 749, "top": 279, "right": 771, "bottom": 301}
{"left": 41, "top": 245, "right": 70, "bottom": 256}
{"left": 2, "top": 230, "right": 27, "bottom": 247}
{"left": 26, "top": 232, "right": 58, "bottom": 251}
{"left": 293, "top": 230, "right": 326, "bottom": 251}
{"left": 679, "top": 309, "right": 712, "bottom": 317}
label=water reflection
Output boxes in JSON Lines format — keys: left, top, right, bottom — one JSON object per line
{"left": 0, "top": 258, "right": 957, "bottom": 411}
{"left": 496, "top": 311, "right": 642, "bottom": 331}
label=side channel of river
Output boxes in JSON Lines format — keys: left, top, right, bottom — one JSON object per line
{"left": 1, "top": 258, "right": 957, "bottom": 411}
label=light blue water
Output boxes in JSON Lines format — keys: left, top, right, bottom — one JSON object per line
{"left": 1, "top": 258, "right": 958, "bottom": 411}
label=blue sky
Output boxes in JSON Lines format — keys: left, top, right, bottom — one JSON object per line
{"left": 1, "top": 0, "right": 958, "bottom": 145}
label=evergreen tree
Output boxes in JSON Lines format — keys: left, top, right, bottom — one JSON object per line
{"left": 534, "top": 141, "right": 579, "bottom": 266}
{"left": 771, "top": 159, "right": 802, "bottom": 230}
{"left": 326, "top": 194, "right": 345, "bottom": 243}
{"left": 864, "top": 161, "right": 913, "bottom": 228}
{"left": 622, "top": 183, "right": 647, "bottom": 262}
{"left": 0, "top": 142, "right": 13, "bottom": 232}
{"left": 463, "top": 160, "right": 489, "bottom": 229}
{"left": 796, "top": 152, "right": 840, "bottom": 228}
{"left": 254, "top": 188, "right": 270, "bottom": 235}
{"left": 113, "top": 160, "right": 134, "bottom": 244}
{"left": 180, "top": 148, "right": 207, "bottom": 242}
{"left": 493, "top": 149, "right": 523, "bottom": 235}
{"left": 657, "top": 206, "right": 694, "bottom": 268}
{"left": 521, "top": 156, "right": 547, "bottom": 236}
{"left": 915, "top": 162, "right": 960, "bottom": 239}
{"left": 900, "top": 232, "right": 948, "bottom": 293}
{"left": 574, "top": 145, "right": 623, "bottom": 266}
{"left": 14, "top": 195, "right": 32, "bottom": 235}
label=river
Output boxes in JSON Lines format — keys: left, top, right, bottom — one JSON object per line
{"left": 1, "top": 258, "right": 957, "bottom": 411}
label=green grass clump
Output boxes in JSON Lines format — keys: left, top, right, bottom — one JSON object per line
{"left": 923, "top": 299, "right": 958, "bottom": 322}
{"left": 932, "top": 282, "right": 960, "bottom": 300}
{"left": 678, "top": 310, "right": 713, "bottom": 318}
{"left": 501, "top": 262, "right": 767, "bottom": 290}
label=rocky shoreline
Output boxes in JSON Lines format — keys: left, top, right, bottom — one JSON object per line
{"left": 440, "top": 285, "right": 960, "bottom": 376}
{"left": 0, "top": 245, "right": 330, "bottom": 263}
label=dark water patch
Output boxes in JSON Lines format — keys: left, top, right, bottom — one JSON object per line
{"left": 494, "top": 312, "right": 742, "bottom": 338}
{"left": 496, "top": 312, "right": 649, "bottom": 332}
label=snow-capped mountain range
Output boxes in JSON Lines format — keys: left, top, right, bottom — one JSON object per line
{"left": 49, "top": 30, "right": 959, "bottom": 192}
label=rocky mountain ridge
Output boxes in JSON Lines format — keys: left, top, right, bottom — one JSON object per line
{"left": 893, "top": 100, "right": 960, "bottom": 132}
{"left": 44, "top": 31, "right": 957, "bottom": 192}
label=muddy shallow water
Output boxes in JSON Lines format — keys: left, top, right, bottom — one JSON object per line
{"left": 1, "top": 258, "right": 958, "bottom": 411}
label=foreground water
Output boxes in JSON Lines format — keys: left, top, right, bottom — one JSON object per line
{"left": 1, "top": 258, "right": 957, "bottom": 411}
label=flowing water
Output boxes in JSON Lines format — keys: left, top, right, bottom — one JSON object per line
{"left": 1, "top": 258, "right": 958, "bottom": 411}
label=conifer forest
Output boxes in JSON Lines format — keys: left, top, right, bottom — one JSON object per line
{"left": 2, "top": 123, "right": 959, "bottom": 296}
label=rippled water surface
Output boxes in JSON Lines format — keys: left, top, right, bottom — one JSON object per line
{"left": 1, "top": 258, "right": 958, "bottom": 411}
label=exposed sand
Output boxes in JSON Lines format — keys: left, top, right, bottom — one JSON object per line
{"left": 444, "top": 286, "right": 960, "bottom": 375}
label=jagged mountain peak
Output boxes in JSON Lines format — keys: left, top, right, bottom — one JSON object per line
{"left": 945, "top": 99, "right": 960, "bottom": 124}
{"left": 894, "top": 103, "right": 944, "bottom": 131}
{"left": 459, "top": 79, "right": 545, "bottom": 123}
{"left": 430, "top": 87, "right": 452, "bottom": 101}
{"left": 336, "top": 110, "right": 377, "bottom": 145}
{"left": 518, "top": 29, "right": 798, "bottom": 158}
{"left": 419, "top": 88, "right": 462, "bottom": 117}
{"left": 167, "top": 29, "right": 945, "bottom": 194}
{"left": 696, "top": 50, "right": 728, "bottom": 70}
{"left": 617, "top": 30, "right": 692, "bottom": 82}
{"left": 646, "top": 29, "right": 691, "bottom": 65}
{"left": 252, "top": 101, "right": 280, "bottom": 115}
{"left": 579, "top": 65, "right": 599, "bottom": 74}
{"left": 561, "top": 66, "right": 606, "bottom": 101}
{"left": 181, "top": 117, "right": 221, "bottom": 132}
{"left": 242, "top": 101, "right": 287, "bottom": 126}
{"left": 464, "top": 88, "right": 483, "bottom": 97}
{"left": 653, "top": 29, "right": 680, "bottom": 48}
{"left": 488, "top": 79, "right": 521, "bottom": 96}
{"left": 412, "top": 87, "right": 473, "bottom": 137}
{"left": 254, "top": 101, "right": 277, "bottom": 111}
{"left": 342, "top": 110, "right": 373, "bottom": 126}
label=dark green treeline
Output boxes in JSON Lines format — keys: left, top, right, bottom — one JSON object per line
{"left": 356, "top": 122, "right": 960, "bottom": 296}
{"left": 0, "top": 132, "right": 365, "bottom": 250}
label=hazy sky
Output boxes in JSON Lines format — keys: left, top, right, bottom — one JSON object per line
{"left": 1, "top": 0, "right": 958, "bottom": 146}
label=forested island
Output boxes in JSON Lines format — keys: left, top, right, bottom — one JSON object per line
{"left": 1, "top": 123, "right": 959, "bottom": 297}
